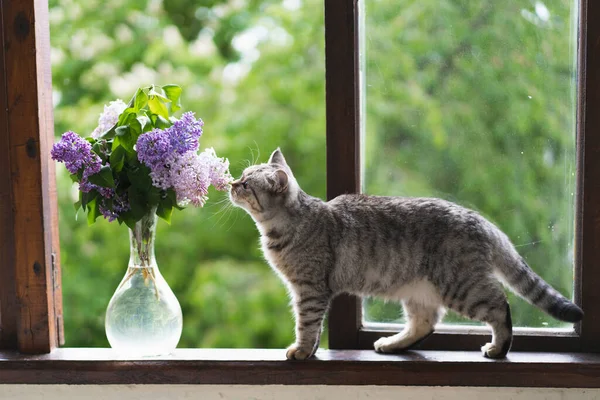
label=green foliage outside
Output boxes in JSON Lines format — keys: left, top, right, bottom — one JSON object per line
{"left": 50, "top": 0, "right": 576, "bottom": 348}
{"left": 362, "top": 0, "right": 576, "bottom": 327}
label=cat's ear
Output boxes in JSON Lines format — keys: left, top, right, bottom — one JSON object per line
{"left": 268, "top": 148, "right": 288, "bottom": 167}
{"left": 270, "top": 169, "right": 289, "bottom": 193}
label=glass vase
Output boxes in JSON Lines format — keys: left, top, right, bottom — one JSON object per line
{"left": 105, "top": 208, "right": 183, "bottom": 356}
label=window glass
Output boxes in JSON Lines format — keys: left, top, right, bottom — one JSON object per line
{"left": 50, "top": 0, "right": 326, "bottom": 347}
{"left": 361, "top": 0, "right": 577, "bottom": 328}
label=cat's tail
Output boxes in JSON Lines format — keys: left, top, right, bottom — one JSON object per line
{"left": 495, "top": 254, "right": 583, "bottom": 323}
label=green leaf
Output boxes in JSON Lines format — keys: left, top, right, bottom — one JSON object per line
{"left": 155, "top": 115, "right": 172, "bottom": 129}
{"left": 87, "top": 165, "right": 115, "bottom": 188}
{"left": 118, "top": 211, "right": 138, "bottom": 230}
{"left": 69, "top": 173, "right": 79, "bottom": 183}
{"left": 148, "top": 87, "right": 171, "bottom": 103}
{"left": 127, "top": 187, "right": 148, "bottom": 220}
{"left": 114, "top": 126, "right": 137, "bottom": 153}
{"left": 162, "top": 84, "right": 182, "bottom": 112}
{"left": 86, "top": 198, "right": 100, "bottom": 226}
{"left": 148, "top": 96, "right": 170, "bottom": 119}
{"left": 127, "top": 163, "right": 153, "bottom": 191}
{"left": 115, "top": 126, "right": 129, "bottom": 137}
{"left": 81, "top": 190, "right": 98, "bottom": 210}
{"left": 157, "top": 201, "right": 173, "bottom": 224}
{"left": 147, "top": 186, "right": 161, "bottom": 207}
{"left": 134, "top": 88, "right": 148, "bottom": 111}
{"left": 137, "top": 115, "right": 152, "bottom": 132}
{"left": 109, "top": 145, "right": 126, "bottom": 173}
{"left": 129, "top": 117, "right": 143, "bottom": 136}
{"left": 74, "top": 200, "right": 82, "bottom": 212}
{"left": 91, "top": 141, "right": 108, "bottom": 163}
{"left": 165, "top": 188, "right": 184, "bottom": 210}
{"left": 99, "top": 124, "right": 117, "bottom": 139}
{"left": 117, "top": 108, "right": 137, "bottom": 126}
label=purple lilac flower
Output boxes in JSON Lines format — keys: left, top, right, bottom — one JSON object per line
{"left": 98, "top": 204, "right": 119, "bottom": 222}
{"left": 136, "top": 129, "right": 172, "bottom": 170}
{"left": 99, "top": 192, "right": 130, "bottom": 222}
{"left": 148, "top": 158, "right": 174, "bottom": 190}
{"left": 135, "top": 115, "right": 230, "bottom": 207}
{"left": 136, "top": 113, "right": 205, "bottom": 188}
{"left": 91, "top": 100, "right": 128, "bottom": 139}
{"left": 51, "top": 131, "right": 102, "bottom": 175}
{"left": 199, "top": 148, "right": 233, "bottom": 191}
{"left": 169, "top": 152, "right": 211, "bottom": 206}
{"left": 79, "top": 177, "right": 114, "bottom": 198}
{"left": 168, "top": 112, "right": 204, "bottom": 154}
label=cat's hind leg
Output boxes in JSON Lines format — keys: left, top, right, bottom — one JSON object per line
{"left": 479, "top": 302, "right": 513, "bottom": 359}
{"left": 444, "top": 278, "right": 513, "bottom": 359}
{"left": 374, "top": 300, "right": 442, "bottom": 353}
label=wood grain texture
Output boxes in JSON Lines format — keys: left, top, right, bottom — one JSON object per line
{"left": 1, "top": 348, "right": 600, "bottom": 387}
{"left": 0, "top": 0, "right": 17, "bottom": 350}
{"left": 35, "top": 0, "right": 64, "bottom": 347}
{"left": 324, "top": 0, "right": 362, "bottom": 350}
{"left": 0, "top": 0, "right": 62, "bottom": 353}
{"left": 577, "top": 0, "right": 600, "bottom": 352}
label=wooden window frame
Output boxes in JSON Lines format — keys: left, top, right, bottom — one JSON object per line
{"left": 1, "top": 0, "right": 600, "bottom": 388}
{"left": 326, "top": 0, "right": 600, "bottom": 354}
{"left": 0, "top": 0, "right": 63, "bottom": 354}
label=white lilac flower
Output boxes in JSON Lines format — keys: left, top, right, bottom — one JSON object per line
{"left": 91, "top": 99, "right": 128, "bottom": 139}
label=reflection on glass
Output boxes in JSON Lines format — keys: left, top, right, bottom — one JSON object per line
{"left": 361, "top": 0, "right": 577, "bottom": 328}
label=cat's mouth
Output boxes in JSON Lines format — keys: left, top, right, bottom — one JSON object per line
{"left": 229, "top": 185, "right": 247, "bottom": 208}
{"left": 229, "top": 187, "right": 241, "bottom": 204}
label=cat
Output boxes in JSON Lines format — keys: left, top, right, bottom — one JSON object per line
{"left": 229, "top": 148, "right": 583, "bottom": 360}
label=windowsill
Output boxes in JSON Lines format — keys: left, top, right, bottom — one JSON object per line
{"left": 1, "top": 348, "right": 599, "bottom": 387}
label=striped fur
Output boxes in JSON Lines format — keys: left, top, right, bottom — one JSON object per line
{"left": 230, "top": 149, "right": 583, "bottom": 360}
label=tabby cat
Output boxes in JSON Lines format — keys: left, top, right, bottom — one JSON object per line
{"left": 229, "top": 148, "right": 583, "bottom": 360}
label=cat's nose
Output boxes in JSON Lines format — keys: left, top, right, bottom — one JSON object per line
{"left": 231, "top": 180, "right": 242, "bottom": 192}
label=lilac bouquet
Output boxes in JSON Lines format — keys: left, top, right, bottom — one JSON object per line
{"left": 51, "top": 84, "right": 232, "bottom": 227}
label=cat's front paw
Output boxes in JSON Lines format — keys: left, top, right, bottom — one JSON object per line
{"left": 286, "top": 344, "right": 313, "bottom": 360}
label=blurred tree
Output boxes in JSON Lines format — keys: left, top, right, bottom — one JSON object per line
{"left": 51, "top": 0, "right": 325, "bottom": 347}
{"left": 362, "top": 0, "right": 576, "bottom": 327}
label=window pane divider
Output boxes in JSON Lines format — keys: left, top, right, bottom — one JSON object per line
{"left": 324, "top": 0, "right": 362, "bottom": 349}
{"left": 576, "top": 0, "right": 600, "bottom": 353}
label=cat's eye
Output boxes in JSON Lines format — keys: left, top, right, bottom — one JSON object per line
{"left": 242, "top": 181, "right": 249, "bottom": 189}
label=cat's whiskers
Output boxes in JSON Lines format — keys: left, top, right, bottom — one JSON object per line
{"left": 249, "top": 141, "right": 260, "bottom": 166}
{"left": 209, "top": 199, "right": 236, "bottom": 230}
